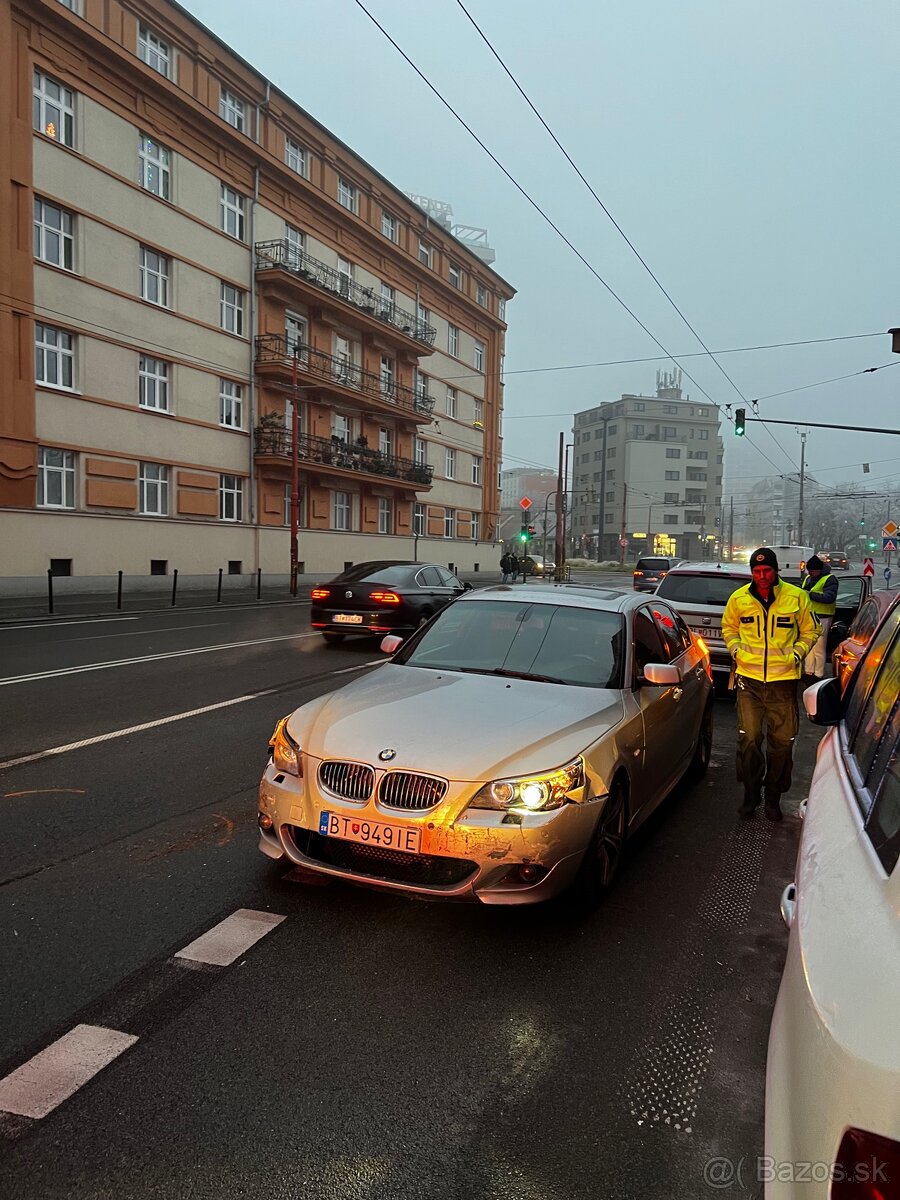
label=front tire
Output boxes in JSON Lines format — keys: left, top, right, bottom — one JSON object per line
{"left": 571, "top": 777, "right": 628, "bottom": 903}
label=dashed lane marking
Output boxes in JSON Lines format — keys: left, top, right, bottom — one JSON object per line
{"left": 0, "top": 617, "right": 139, "bottom": 631}
{"left": 0, "top": 1025, "right": 138, "bottom": 1120}
{"left": 174, "top": 908, "right": 286, "bottom": 967}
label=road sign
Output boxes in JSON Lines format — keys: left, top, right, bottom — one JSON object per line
{"left": 883, "top": 537, "right": 899, "bottom": 552}
{"left": 863, "top": 557, "right": 875, "bottom": 577}
{"left": 619, "top": 537, "right": 628, "bottom": 548}
{"left": 882, "top": 520, "right": 898, "bottom": 537}
{"left": 519, "top": 496, "right": 532, "bottom": 511}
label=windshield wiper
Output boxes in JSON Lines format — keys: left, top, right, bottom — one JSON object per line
{"left": 457, "top": 666, "right": 567, "bottom": 684}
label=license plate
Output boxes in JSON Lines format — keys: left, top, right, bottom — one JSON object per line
{"left": 333, "top": 613, "right": 364, "bottom": 624}
{"left": 318, "top": 811, "right": 421, "bottom": 854}
{"left": 691, "top": 625, "right": 721, "bottom": 639}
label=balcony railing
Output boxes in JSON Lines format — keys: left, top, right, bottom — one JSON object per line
{"left": 255, "top": 334, "right": 435, "bottom": 419}
{"left": 255, "top": 240, "right": 437, "bottom": 347}
{"left": 254, "top": 426, "right": 434, "bottom": 487}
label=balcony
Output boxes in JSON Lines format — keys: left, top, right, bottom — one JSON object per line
{"left": 255, "top": 334, "right": 435, "bottom": 422}
{"left": 254, "top": 426, "right": 434, "bottom": 490}
{"left": 255, "top": 240, "right": 437, "bottom": 348}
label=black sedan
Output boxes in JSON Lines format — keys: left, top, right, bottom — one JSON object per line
{"left": 310, "top": 560, "right": 471, "bottom": 643}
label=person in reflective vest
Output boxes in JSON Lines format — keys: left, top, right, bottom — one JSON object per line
{"left": 800, "top": 554, "right": 838, "bottom": 681}
{"left": 723, "top": 547, "right": 818, "bottom": 821}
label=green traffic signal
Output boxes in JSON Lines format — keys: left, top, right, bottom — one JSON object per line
{"left": 734, "top": 408, "right": 746, "bottom": 436}
{"left": 519, "top": 526, "right": 529, "bottom": 543}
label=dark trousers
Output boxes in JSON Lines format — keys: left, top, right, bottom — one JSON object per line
{"left": 735, "top": 675, "right": 799, "bottom": 804}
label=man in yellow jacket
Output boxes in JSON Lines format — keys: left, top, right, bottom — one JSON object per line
{"left": 722, "top": 547, "right": 818, "bottom": 820}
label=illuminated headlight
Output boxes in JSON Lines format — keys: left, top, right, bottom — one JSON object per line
{"left": 470, "top": 757, "right": 586, "bottom": 812}
{"left": 269, "top": 717, "right": 302, "bottom": 776}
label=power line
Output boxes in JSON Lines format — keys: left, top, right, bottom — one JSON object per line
{"left": 750, "top": 359, "right": 900, "bottom": 404}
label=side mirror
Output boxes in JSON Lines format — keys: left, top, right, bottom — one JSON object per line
{"left": 803, "top": 677, "right": 842, "bottom": 726}
{"left": 642, "top": 662, "right": 680, "bottom": 686}
{"left": 380, "top": 634, "right": 403, "bottom": 655}
{"left": 462, "top": 581, "right": 473, "bottom": 591}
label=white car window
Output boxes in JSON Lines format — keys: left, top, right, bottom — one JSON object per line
{"left": 843, "top": 606, "right": 900, "bottom": 820}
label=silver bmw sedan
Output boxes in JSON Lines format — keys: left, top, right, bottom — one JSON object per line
{"left": 258, "top": 585, "right": 713, "bottom": 905}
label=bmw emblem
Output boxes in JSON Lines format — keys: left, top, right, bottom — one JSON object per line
{"left": 378, "top": 748, "right": 397, "bottom": 762}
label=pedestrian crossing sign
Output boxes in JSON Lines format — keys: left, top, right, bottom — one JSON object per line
{"left": 884, "top": 537, "right": 899, "bottom": 552}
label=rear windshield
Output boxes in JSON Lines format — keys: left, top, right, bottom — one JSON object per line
{"left": 334, "top": 563, "right": 412, "bottom": 584}
{"left": 656, "top": 573, "right": 746, "bottom": 606}
{"left": 636, "top": 558, "right": 669, "bottom": 570}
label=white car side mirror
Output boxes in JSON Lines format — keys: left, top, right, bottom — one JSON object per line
{"left": 380, "top": 634, "right": 404, "bottom": 655}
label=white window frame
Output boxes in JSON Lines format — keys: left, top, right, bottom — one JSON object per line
{"left": 418, "top": 240, "right": 432, "bottom": 267}
{"left": 337, "top": 256, "right": 355, "bottom": 295}
{"left": 474, "top": 340, "right": 485, "bottom": 373}
{"left": 445, "top": 448, "right": 456, "bottom": 479}
{"left": 472, "top": 455, "right": 482, "bottom": 486}
{"left": 33, "top": 70, "right": 74, "bottom": 147}
{"left": 337, "top": 178, "right": 357, "bottom": 213}
{"left": 476, "top": 283, "right": 488, "bottom": 307}
{"left": 220, "top": 282, "right": 244, "bottom": 335}
{"left": 57, "top": 0, "right": 81, "bottom": 10}
{"left": 499, "top": 298, "right": 506, "bottom": 320}
{"left": 220, "top": 185, "right": 245, "bottom": 241}
{"left": 35, "top": 323, "right": 74, "bottom": 390}
{"left": 413, "top": 503, "right": 425, "bottom": 537}
{"left": 138, "top": 134, "right": 171, "bottom": 199}
{"left": 219, "top": 87, "right": 246, "bottom": 132}
{"left": 381, "top": 211, "right": 397, "bottom": 240}
{"left": 284, "top": 137, "right": 307, "bottom": 177}
{"left": 444, "top": 508, "right": 455, "bottom": 538}
{"left": 140, "top": 246, "right": 170, "bottom": 307}
{"left": 138, "top": 25, "right": 171, "bottom": 78}
{"left": 139, "top": 354, "right": 169, "bottom": 411}
{"left": 378, "top": 497, "right": 393, "bottom": 535}
{"left": 34, "top": 197, "right": 74, "bottom": 270}
{"left": 219, "top": 379, "right": 243, "bottom": 429}
{"left": 219, "top": 474, "right": 243, "bottom": 522}
{"left": 332, "top": 490, "right": 351, "bottom": 531}
{"left": 139, "top": 462, "right": 169, "bottom": 516}
{"left": 285, "top": 224, "right": 304, "bottom": 266}
{"left": 446, "top": 387, "right": 457, "bottom": 418}
{"left": 380, "top": 356, "right": 395, "bottom": 396}
{"left": 414, "top": 437, "right": 427, "bottom": 467}
{"left": 449, "top": 263, "right": 462, "bottom": 289}
{"left": 474, "top": 398, "right": 484, "bottom": 426}
{"left": 37, "top": 447, "right": 75, "bottom": 509}
{"left": 379, "top": 427, "right": 393, "bottom": 457}
{"left": 447, "top": 324, "right": 459, "bottom": 357}
{"left": 416, "top": 302, "right": 429, "bottom": 327}
{"left": 471, "top": 513, "right": 481, "bottom": 540}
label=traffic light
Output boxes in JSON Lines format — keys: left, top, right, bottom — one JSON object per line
{"left": 519, "top": 525, "right": 530, "bottom": 544}
{"left": 527, "top": 525, "right": 536, "bottom": 537}
{"left": 860, "top": 517, "right": 866, "bottom": 527}
{"left": 868, "top": 538, "right": 877, "bottom": 550}
{"left": 734, "top": 408, "right": 746, "bottom": 436}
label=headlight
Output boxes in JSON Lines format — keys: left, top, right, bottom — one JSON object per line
{"left": 470, "top": 757, "right": 585, "bottom": 812}
{"left": 269, "top": 717, "right": 301, "bottom": 776}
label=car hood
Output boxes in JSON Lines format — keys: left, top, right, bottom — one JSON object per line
{"left": 287, "top": 664, "right": 625, "bottom": 780}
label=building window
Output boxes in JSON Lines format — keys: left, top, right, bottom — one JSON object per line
{"left": 332, "top": 490, "right": 350, "bottom": 531}
{"left": 138, "top": 25, "right": 171, "bottom": 77}
{"left": 219, "top": 87, "right": 245, "bottom": 132}
{"left": 381, "top": 210, "right": 397, "bottom": 241}
{"left": 378, "top": 498, "right": 393, "bottom": 534}
{"left": 220, "top": 185, "right": 245, "bottom": 240}
{"left": 474, "top": 340, "right": 485, "bottom": 372}
{"left": 33, "top": 70, "right": 74, "bottom": 146}
{"left": 219, "top": 474, "right": 242, "bottom": 521}
{"left": 472, "top": 455, "right": 482, "bottom": 486}
{"left": 448, "top": 324, "right": 459, "bottom": 357}
{"left": 285, "top": 223, "right": 304, "bottom": 265}
{"left": 138, "top": 134, "right": 171, "bottom": 199}
{"left": 664, "top": 470, "right": 680, "bottom": 481}
{"left": 35, "top": 324, "right": 74, "bottom": 389}
{"left": 449, "top": 263, "right": 462, "bottom": 288}
{"left": 446, "top": 387, "right": 457, "bottom": 418}
{"left": 445, "top": 448, "right": 456, "bottom": 479}
{"left": 664, "top": 492, "right": 679, "bottom": 504}
{"left": 699, "top": 429, "right": 709, "bottom": 440}
{"left": 219, "top": 379, "right": 243, "bottom": 428}
{"left": 499, "top": 298, "right": 506, "bottom": 320}
{"left": 220, "top": 283, "right": 244, "bottom": 335}
{"left": 631, "top": 424, "right": 644, "bottom": 436}
{"left": 414, "top": 437, "right": 426, "bottom": 466}
{"left": 380, "top": 282, "right": 395, "bottom": 314}
{"left": 664, "top": 514, "right": 679, "bottom": 525}
{"left": 284, "top": 137, "right": 307, "bottom": 177}
{"left": 38, "top": 447, "right": 75, "bottom": 508}
{"left": 476, "top": 283, "right": 488, "bottom": 307}
{"left": 139, "top": 354, "right": 169, "bottom": 410}
{"left": 663, "top": 426, "right": 677, "bottom": 439}
{"left": 34, "top": 198, "right": 74, "bottom": 270}
{"left": 57, "top": 0, "right": 80, "bottom": 10}
{"left": 413, "top": 368, "right": 428, "bottom": 403}
{"left": 140, "top": 246, "right": 169, "bottom": 307}
{"left": 607, "top": 470, "right": 615, "bottom": 481}
{"left": 380, "top": 356, "right": 395, "bottom": 396}
{"left": 379, "top": 427, "right": 393, "bottom": 457}
{"left": 418, "top": 240, "right": 432, "bottom": 267}
{"left": 139, "top": 462, "right": 169, "bottom": 515}
{"left": 337, "top": 177, "right": 357, "bottom": 212}
{"left": 665, "top": 448, "right": 681, "bottom": 459}
{"left": 474, "top": 398, "right": 483, "bottom": 425}
{"left": 285, "top": 313, "right": 307, "bottom": 357}
{"left": 606, "top": 447, "right": 616, "bottom": 459}
{"left": 444, "top": 508, "right": 455, "bottom": 538}
{"left": 416, "top": 302, "right": 429, "bottom": 327}
{"left": 664, "top": 404, "right": 678, "bottom": 414}
{"left": 336, "top": 255, "right": 354, "bottom": 296}
{"left": 413, "top": 502, "right": 425, "bottom": 537}
{"left": 633, "top": 401, "right": 645, "bottom": 411}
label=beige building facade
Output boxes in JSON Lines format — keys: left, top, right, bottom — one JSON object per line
{"left": 0, "top": 0, "right": 513, "bottom": 580}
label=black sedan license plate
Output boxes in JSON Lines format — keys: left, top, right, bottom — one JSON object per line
{"left": 332, "top": 613, "right": 364, "bottom": 624}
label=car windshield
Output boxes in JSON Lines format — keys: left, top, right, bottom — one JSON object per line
{"left": 395, "top": 600, "right": 627, "bottom": 688}
{"left": 333, "top": 563, "right": 412, "bottom": 585}
{"left": 637, "top": 558, "right": 669, "bottom": 571}
{"left": 656, "top": 573, "right": 746, "bottom": 606}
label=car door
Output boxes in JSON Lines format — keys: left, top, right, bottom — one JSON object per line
{"left": 631, "top": 608, "right": 687, "bottom": 811}
{"left": 831, "top": 575, "right": 868, "bottom": 652}
{"left": 435, "top": 567, "right": 466, "bottom": 611}
{"left": 652, "top": 600, "right": 706, "bottom": 758}
{"left": 413, "top": 565, "right": 444, "bottom": 621}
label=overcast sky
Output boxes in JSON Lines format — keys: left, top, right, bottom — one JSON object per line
{"left": 181, "top": 0, "right": 900, "bottom": 512}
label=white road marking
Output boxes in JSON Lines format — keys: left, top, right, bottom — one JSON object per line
{"left": 0, "top": 1024, "right": 138, "bottom": 1119}
{"left": 66, "top": 623, "right": 221, "bottom": 642}
{"left": 0, "top": 631, "right": 318, "bottom": 687}
{"left": 0, "top": 617, "right": 139, "bottom": 631}
{"left": 174, "top": 908, "right": 286, "bottom": 967}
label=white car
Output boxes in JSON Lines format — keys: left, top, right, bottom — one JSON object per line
{"left": 765, "top": 602, "right": 900, "bottom": 1196}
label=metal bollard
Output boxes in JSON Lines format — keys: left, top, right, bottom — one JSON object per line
{"left": 217, "top": 567, "right": 223, "bottom": 604}
{"left": 257, "top": 567, "right": 262, "bottom": 600}
{"left": 171, "top": 569, "right": 178, "bottom": 606}
{"left": 47, "top": 567, "right": 54, "bottom": 615}
{"left": 117, "top": 570, "right": 123, "bottom": 610}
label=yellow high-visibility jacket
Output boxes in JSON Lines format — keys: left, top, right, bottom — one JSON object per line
{"left": 722, "top": 579, "right": 818, "bottom": 682}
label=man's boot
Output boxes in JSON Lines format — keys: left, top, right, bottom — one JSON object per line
{"left": 764, "top": 793, "right": 783, "bottom": 822}
{"left": 738, "top": 791, "right": 759, "bottom": 818}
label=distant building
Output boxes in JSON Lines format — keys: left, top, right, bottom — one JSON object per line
{"left": 571, "top": 371, "right": 724, "bottom": 560}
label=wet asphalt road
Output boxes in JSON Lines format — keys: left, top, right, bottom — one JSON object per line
{"left": 0, "top": 589, "right": 811, "bottom": 1199}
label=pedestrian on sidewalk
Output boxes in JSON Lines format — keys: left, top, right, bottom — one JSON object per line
{"left": 799, "top": 554, "right": 838, "bottom": 682}
{"left": 499, "top": 550, "right": 514, "bottom": 584}
{"left": 722, "top": 547, "right": 818, "bottom": 821}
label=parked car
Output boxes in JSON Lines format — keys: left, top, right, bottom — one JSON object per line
{"left": 632, "top": 556, "right": 674, "bottom": 592}
{"left": 820, "top": 549, "right": 849, "bottom": 570}
{"left": 832, "top": 589, "right": 899, "bottom": 690}
{"left": 310, "top": 561, "right": 470, "bottom": 643}
{"left": 522, "top": 553, "right": 555, "bottom": 577}
{"left": 762, "top": 544, "right": 815, "bottom": 575}
{"left": 259, "top": 585, "right": 713, "bottom": 904}
{"left": 654, "top": 561, "right": 751, "bottom": 686}
{"left": 765, "top": 602, "right": 900, "bottom": 1198}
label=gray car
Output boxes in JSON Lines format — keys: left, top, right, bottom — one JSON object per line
{"left": 259, "top": 585, "right": 714, "bottom": 905}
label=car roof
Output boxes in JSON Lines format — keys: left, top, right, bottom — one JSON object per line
{"left": 665, "top": 560, "right": 751, "bottom": 576}
{"left": 458, "top": 583, "right": 644, "bottom": 613}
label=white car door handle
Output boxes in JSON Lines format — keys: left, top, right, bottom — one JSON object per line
{"left": 780, "top": 882, "right": 797, "bottom": 928}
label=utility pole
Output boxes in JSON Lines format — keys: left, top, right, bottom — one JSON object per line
{"left": 619, "top": 481, "right": 628, "bottom": 567}
{"left": 728, "top": 496, "right": 734, "bottom": 562}
{"left": 595, "top": 412, "right": 609, "bottom": 562}
{"left": 798, "top": 431, "right": 807, "bottom": 545}
{"left": 554, "top": 432, "right": 565, "bottom": 580}
{"left": 290, "top": 348, "right": 301, "bottom": 596}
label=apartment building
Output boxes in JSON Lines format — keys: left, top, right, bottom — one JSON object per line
{"left": 0, "top": 0, "right": 514, "bottom": 579}
{"left": 571, "top": 372, "right": 724, "bottom": 560}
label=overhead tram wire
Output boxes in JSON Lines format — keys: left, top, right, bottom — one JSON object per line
{"left": 452, "top": 0, "right": 799, "bottom": 476}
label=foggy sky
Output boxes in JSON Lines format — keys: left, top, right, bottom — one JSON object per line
{"left": 180, "top": 0, "right": 900, "bottom": 512}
